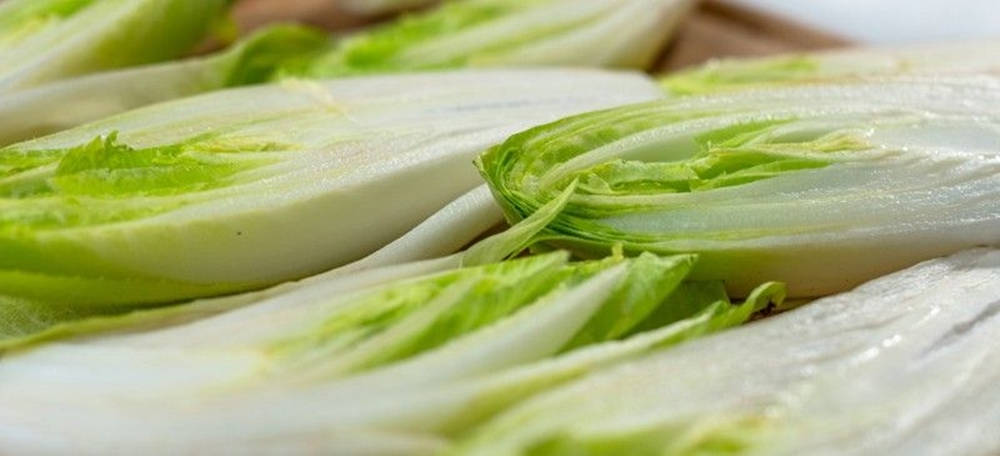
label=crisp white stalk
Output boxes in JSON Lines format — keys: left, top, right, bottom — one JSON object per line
{"left": 335, "top": 185, "right": 503, "bottom": 275}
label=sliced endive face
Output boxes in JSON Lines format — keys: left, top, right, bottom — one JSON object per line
{"left": 0, "top": 0, "right": 229, "bottom": 94}
{"left": 0, "top": 251, "right": 774, "bottom": 454}
{"left": 0, "top": 68, "right": 664, "bottom": 340}
{"left": 284, "top": 0, "right": 694, "bottom": 78}
{"left": 477, "top": 75, "right": 1000, "bottom": 297}
{"left": 456, "top": 249, "right": 1000, "bottom": 456}
{"left": 0, "top": 24, "right": 331, "bottom": 145}
{"left": 662, "top": 39, "right": 1000, "bottom": 95}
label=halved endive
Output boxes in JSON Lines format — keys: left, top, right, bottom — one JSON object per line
{"left": 0, "top": 243, "right": 783, "bottom": 453}
{"left": 0, "top": 0, "right": 229, "bottom": 94}
{"left": 0, "top": 68, "right": 664, "bottom": 340}
{"left": 0, "top": 24, "right": 331, "bottom": 145}
{"left": 0, "top": 0, "right": 693, "bottom": 145}
{"left": 456, "top": 248, "right": 1000, "bottom": 456}
{"left": 287, "top": 0, "right": 695, "bottom": 77}
{"left": 478, "top": 75, "right": 1000, "bottom": 297}
{"left": 662, "top": 39, "right": 1000, "bottom": 95}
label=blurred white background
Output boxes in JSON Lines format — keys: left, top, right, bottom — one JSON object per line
{"left": 732, "top": 0, "right": 1000, "bottom": 44}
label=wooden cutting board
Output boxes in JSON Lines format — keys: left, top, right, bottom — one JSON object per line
{"left": 231, "top": 0, "right": 852, "bottom": 73}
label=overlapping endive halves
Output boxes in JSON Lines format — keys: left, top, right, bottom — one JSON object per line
{"left": 456, "top": 249, "right": 1000, "bottom": 456}
{"left": 478, "top": 75, "right": 1000, "bottom": 297}
{"left": 0, "top": 0, "right": 229, "bottom": 94}
{"left": 0, "top": 0, "right": 693, "bottom": 145}
{"left": 0, "top": 68, "right": 664, "bottom": 340}
{"left": 0, "top": 244, "right": 783, "bottom": 453}
{"left": 662, "top": 39, "right": 1000, "bottom": 95}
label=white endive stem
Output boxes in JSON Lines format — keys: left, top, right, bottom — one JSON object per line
{"left": 336, "top": 185, "right": 503, "bottom": 275}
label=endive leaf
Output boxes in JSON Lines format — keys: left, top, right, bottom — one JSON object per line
{"left": 477, "top": 75, "right": 1000, "bottom": 297}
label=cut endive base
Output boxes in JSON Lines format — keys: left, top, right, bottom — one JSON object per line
{"left": 477, "top": 75, "right": 1000, "bottom": 297}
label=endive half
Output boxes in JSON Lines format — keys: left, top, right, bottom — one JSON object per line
{"left": 457, "top": 248, "right": 1000, "bottom": 456}
{"left": 477, "top": 75, "right": 1000, "bottom": 297}
{"left": 0, "top": 182, "right": 569, "bottom": 350}
{"left": 288, "top": 0, "right": 695, "bottom": 78}
{"left": 0, "top": 0, "right": 693, "bottom": 144}
{"left": 0, "top": 24, "right": 330, "bottom": 145}
{"left": 0, "top": 68, "right": 664, "bottom": 340}
{"left": 0, "top": 245, "right": 782, "bottom": 453}
{"left": 0, "top": 0, "right": 229, "bottom": 94}
{"left": 662, "top": 39, "right": 1000, "bottom": 95}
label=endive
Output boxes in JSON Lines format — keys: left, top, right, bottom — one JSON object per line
{"left": 0, "top": 183, "right": 571, "bottom": 350}
{"left": 0, "top": 0, "right": 229, "bottom": 94}
{"left": 477, "top": 75, "right": 1000, "bottom": 297}
{"left": 457, "top": 249, "right": 1000, "bottom": 456}
{"left": 0, "top": 240, "right": 784, "bottom": 453}
{"left": 0, "top": 24, "right": 330, "bottom": 145}
{"left": 0, "top": 68, "right": 664, "bottom": 340}
{"left": 662, "top": 39, "right": 1000, "bottom": 95}
{"left": 0, "top": 0, "right": 693, "bottom": 144}
{"left": 288, "top": 0, "right": 695, "bottom": 77}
